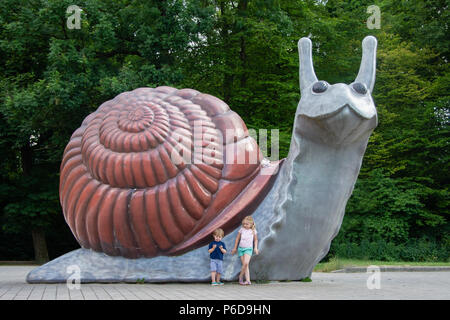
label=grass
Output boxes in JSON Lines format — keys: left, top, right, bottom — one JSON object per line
{"left": 314, "top": 257, "right": 450, "bottom": 273}
{"left": 300, "top": 277, "right": 312, "bottom": 282}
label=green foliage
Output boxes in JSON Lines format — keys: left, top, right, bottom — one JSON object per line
{"left": 135, "top": 278, "right": 146, "bottom": 284}
{"left": 300, "top": 277, "right": 312, "bottom": 282}
{"left": 0, "top": 0, "right": 216, "bottom": 258}
{"left": 0, "top": 0, "right": 448, "bottom": 260}
{"left": 343, "top": 168, "right": 446, "bottom": 243}
{"left": 339, "top": 2, "right": 449, "bottom": 252}
{"left": 329, "top": 237, "right": 449, "bottom": 262}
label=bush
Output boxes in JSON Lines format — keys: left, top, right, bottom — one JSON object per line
{"left": 326, "top": 237, "right": 449, "bottom": 262}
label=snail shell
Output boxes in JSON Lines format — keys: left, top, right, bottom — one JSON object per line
{"left": 60, "top": 86, "right": 279, "bottom": 258}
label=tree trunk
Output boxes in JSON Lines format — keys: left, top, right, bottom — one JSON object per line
{"left": 31, "top": 228, "right": 49, "bottom": 264}
{"left": 21, "top": 143, "right": 50, "bottom": 264}
{"left": 219, "top": 2, "right": 234, "bottom": 103}
{"left": 238, "top": 0, "right": 248, "bottom": 87}
{"left": 239, "top": 35, "right": 247, "bottom": 87}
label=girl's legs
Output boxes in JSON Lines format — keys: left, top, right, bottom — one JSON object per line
{"left": 239, "top": 255, "right": 246, "bottom": 283}
{"left": 239, "top": 254, "right": 252, "bottom": 284}
{"left": 243, "top": 254, "right": 251, "bottom": 283}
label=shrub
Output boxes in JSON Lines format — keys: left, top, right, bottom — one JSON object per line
{"left": 326, "top": 237, "right": 449, "bottom": 262}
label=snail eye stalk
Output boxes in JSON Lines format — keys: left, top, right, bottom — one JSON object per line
{"left": 312, "top": 81, "right": 328, "bottom": 93}
{"left": 352, "top": 82, "right": 367, "bottom": 95}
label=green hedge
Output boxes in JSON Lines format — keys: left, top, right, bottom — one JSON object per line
{"left": 327, "top": 238, "right": 449, "bottom": 262}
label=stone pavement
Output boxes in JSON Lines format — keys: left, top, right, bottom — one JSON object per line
{"left": 0, "top": 266, "right": 449, "bottom": 300}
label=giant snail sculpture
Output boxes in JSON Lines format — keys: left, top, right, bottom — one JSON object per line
{"left": 27, "top": 36, "right": 378, "bottom": 283}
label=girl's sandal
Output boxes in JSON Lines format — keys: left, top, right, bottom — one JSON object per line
{"left": 244, "top": 281, "right": 251, "bottom": 285}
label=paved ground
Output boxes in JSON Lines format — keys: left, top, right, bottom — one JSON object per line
{"left": 0, "top": 266, "right": 449, "bottom": 300}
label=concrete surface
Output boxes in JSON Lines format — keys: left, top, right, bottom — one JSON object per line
{"left": 1, "top": 266, "right": 449, "bottom": 300}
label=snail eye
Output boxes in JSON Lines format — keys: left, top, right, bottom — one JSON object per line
{"left": 312, "top": 81, "right": 328, "bottom": 93}
{"left": 352, "top": 82, "right": 367, "bottom": 95}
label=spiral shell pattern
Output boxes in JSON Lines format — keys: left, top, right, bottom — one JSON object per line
{"left": 60, "top": 86, "right": 265, "bottom": 258}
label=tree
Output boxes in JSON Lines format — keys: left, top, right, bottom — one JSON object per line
{"left": 0, "top": 0, "right": 448, "bottom": 261}
{"left": 336, "top": 1, "right": 449, "bottom": 248}
{"left": 0, "top": 0, "right": 215, "bottom": 261}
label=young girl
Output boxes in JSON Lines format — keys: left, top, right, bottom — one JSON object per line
{"left": 231, "top": 216, "right": 259, "bottom": 285}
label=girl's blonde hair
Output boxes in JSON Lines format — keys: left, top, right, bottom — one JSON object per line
{"left": 242, "top": 216, "right": 256, "bottom": 231}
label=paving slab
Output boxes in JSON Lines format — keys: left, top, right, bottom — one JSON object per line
{"left": 0, "top": 266, "right": 449, "bottom": 300}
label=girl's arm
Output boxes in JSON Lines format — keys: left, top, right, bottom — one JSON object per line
{"left": 253, "top": 232, "right": 259, "bottom": 255}
{"left": 231, "top": 233, "right": 241, "bottom": 254}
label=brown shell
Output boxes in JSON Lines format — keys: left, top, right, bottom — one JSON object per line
{"left": 59, "top": 86, "right": 279, "bottom": 258}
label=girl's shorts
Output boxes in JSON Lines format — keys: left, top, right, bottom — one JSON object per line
{"left": 238, "top": 247, "right": 253, "bottom": 257}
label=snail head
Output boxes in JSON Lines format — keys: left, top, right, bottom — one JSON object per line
{"left": 295, "top": 36, "right": 378, "bottom": 145}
